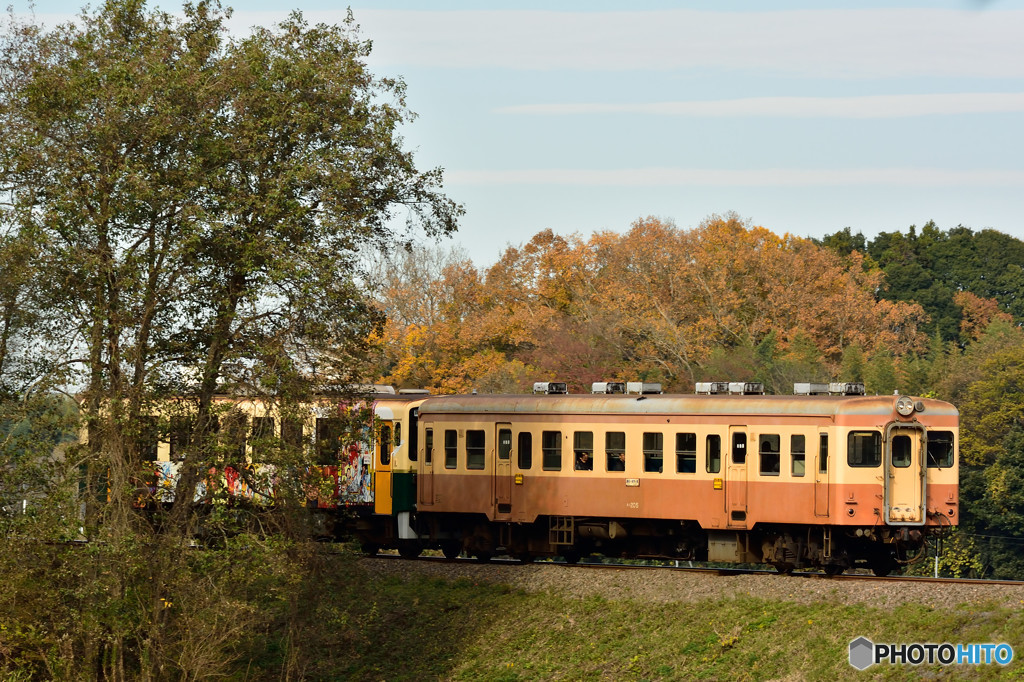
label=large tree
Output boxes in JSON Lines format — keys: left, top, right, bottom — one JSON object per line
{"left": 0, "top": 1, "right": 459, "bottom": 677}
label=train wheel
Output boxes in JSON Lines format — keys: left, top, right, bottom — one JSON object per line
{"left": 824, "top": 563, "right": 845, "bottom": 576}
{"left": 562, "top": 550, "right": 580, "bottom": 565}
{"left": 398, "top": 542, "right": 422, "bottom": 560}
{"left": 516, "top": 553, "right": 535, "bottom": 564}
{"left": 772, "top": 562, "right": 795, "bottom": 575}
{"left": 441, "top": 541, "right": 462, "bottom": 560}
{"left": 474, "top": 551, "right": 493, "bottom": 563}
{"left": 360, "top": 542, "right": 380, "bottom": 556}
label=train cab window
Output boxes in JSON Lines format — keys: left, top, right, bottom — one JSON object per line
{"left": 892, "top": 435, "right": 911, "bottom": 468}
{"left": 643, "top": 432, "right": 663, "bottom": 473}
{"left": 542, "top": 431, "right": 562, "bottom": 471}
{"left": 731, "top": 432, "right": 746, "bottom": 464}
{"left": 706, "top": 435, "right": 721, "bottom": 474}
{"left": 281, "top": 417, "right": 304, "bottom": 449}
{"left": 606, "top": 432, "right": 626, "bottom": 472}
{"left": 676, "top": 433, "right": 697, "bottom": 473}
{"left": 425, "top": 428, "right": 433, "bottom": 464}
{"left": 791, "top": 435, "right": 806, "bottom": 476}
{"left": 395, "top": 422, "right": 402, "bottom": 449}
{"left": 444, "top": 430, "right": 457, "bottom": 469}
{"left": 498, "top": 429, "right": 512, "bottom": 460}
{"left": 574, "top": 431, "right": 594, "bottom": 471}
{"left": 847, "top": 431, "right": 881, "bottom": 467}
{"left": 466, "top": 430, "right": 486, "bottom": 470}
{"left": 819, "top": 434, "right": 828, "bottom": 473}
{"left": 518, "top": 432, "right": 533, "bottom": 470}
{"left": 927, "top": 431, "right": 954, "bottom": 468}
{"left": 377, "top": 424, "right": 391, "bottom": 466}
{"left": 758, "top": 434, "right": 781, "bottom": 476}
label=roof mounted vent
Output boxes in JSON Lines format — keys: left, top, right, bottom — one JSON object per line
{"left": 794, "top": 382, "right": 830, "bottom": 395}
{"left": 626, "top": 381, "right": 662, "bottom": 395}
{"left": 729, "top": 382, "right": 764, "bottom": 395}
{"left": 592, "top": 381, "right": 625, "bottom": 394}
{"left": 533, "top": 381, "right": 567, "bottom": 395}
{"left": 829, "top": 382, "right": 865, "bottom": 396}
{"left": 695, "top": 381, "right": 729, "bottom": 395}
{"left": 398, "top": 388, "right": 430, "bottom": 395}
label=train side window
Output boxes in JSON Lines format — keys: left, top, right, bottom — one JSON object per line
{"left": 169, "top": 416, "right": 192, "bottom": 461}
{"left": 847, "top": 431, "right": 881, "bottom": 467}
{"left": 377, "top": 424, "right": 391, "bottom": 466}
{"left": 892, "top": 435, "right": 911, "bottom": 468}
{"left": 819, "top": 434, "right": 828, "bottom": 473}
{"left": 518, "top": 432, "right": 533, "bottom": 470}
{"left": 758, "top": 434, "right": 780, "bottom": 476}
{"left": 498, "top": 428, "right": 512, "bottom": 460}
{"left": 791, "top": 434, "right": 805, "bottom": 476}
{"left": 466, "top": 430, "right": 486, "bottom": 470}
{"left": 927, "top": 431, "right": 954, "bottom": 468}
{"left": 251, "top": 416, "right": 275, "bottom": 460}
{"left": 542, "top": 431, "right": 562, "bottom": 470}
{"left": 731, "top": 432, "right": 746, "bottom": 464}
{"left": 395, "top": 422, "right": 402, "bottom": 449}
{"left": 136, "top": 415, "right": 159, "bottom": 462}
{"left": 676, "top": 433, "right": 696, "bottom": 473}
{"left": 425, "top": 428, "right": 433, "bottom": 464}
{"left": 706, "top": 435, "right": 721, "bottom": 473}
{"left": 643, "top": 432, "right": 663, "bottom": 473}
{"left": 444, "top": 430, "right": 458, "bottom": 469}
{"left": 574, "top": 431, "right": 593, "bottom": 471}
{"left": 606, "top": 432, "right": 626, "bottom": 471}
{"left": 281, "top": 417, "right": 304, "bottom": 449}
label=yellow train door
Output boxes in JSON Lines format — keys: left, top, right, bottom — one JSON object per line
{"left": 374, "top": 422, "right": 393, "bottom": 515}
{"left": 726, "top": 427, "right": 748, "bottom": 528}
{"left": 885, "top": 424, "right": 926, "bottom": 525}
{"left": 494, "top": 424, "right": 512, "bottom": 516}
{"left": 814, "top": 431, "right": 830, "bottom": 517}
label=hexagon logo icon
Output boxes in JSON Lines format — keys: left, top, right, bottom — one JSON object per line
{"left": 849, "top": 636, "right": 875, "bottom": 670}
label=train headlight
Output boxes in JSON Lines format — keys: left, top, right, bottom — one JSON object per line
{"left": 895, "top": 396, "right": 915, "bottom": 417}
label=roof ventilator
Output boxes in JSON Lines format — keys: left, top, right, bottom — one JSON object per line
{"left": 829, "top": 382, "right": 865, "bottom": 396}
{"left": 592, "top": 381, "right": 626, "bottom": 394}
{"left": 696, "top": 381, "right": 763, "bottom": 395}
{"left": 626, "top": 382, "right": 663, "bottom": 395}
{"left": 793, "top": 382, "right": 830, "bottom": 395}
{"left": 695, "top": 381, "right": 730, "bottom": 395}
{"left": 533, "top": 381, "right": 568, "bottom": 395}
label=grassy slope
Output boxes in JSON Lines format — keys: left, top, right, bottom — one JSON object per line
{"left": 238, "top": 556, "right": 1024, "bottom": 681}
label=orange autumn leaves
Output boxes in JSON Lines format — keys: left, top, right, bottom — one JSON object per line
{"left": 372, "top": 215, "right": 929, "bottom": 394}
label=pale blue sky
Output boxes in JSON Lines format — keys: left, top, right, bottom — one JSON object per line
{"left": 14, "top": 1, "right": 1024, "bottom": 264}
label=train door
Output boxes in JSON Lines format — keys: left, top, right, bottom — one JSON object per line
{"left": 726, "top": 427, "right": 748, "bottom": 527}
{"left": 494, "top": 424, "right": 513, "bottom": 516}
{"left": 814, "top": 431, "right": 829, "bottom": 517}
{"left": 419, "top": 427, "right": 434, "bottom": 506}
{"left": 374, "top": 421, "right": 393, "bottom": 515}
{"left": 885, "top": 424, "right": 926, "bottom": 525}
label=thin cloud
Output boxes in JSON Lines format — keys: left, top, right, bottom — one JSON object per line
{"left": 497, "top": 93, "right": 1024, "bottom": 118}
{"left": 341, "top": 8, "right": 1024, "bottom": 78}
{"left": 446, "top": 168, "right": 1024, "bottom": 187}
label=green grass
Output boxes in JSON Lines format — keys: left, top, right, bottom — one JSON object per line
{"left": 235, "top": 556, "right": 1024, "bottom": 681}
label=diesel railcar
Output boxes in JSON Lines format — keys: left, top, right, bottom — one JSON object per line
{"left": 361, "top": 385, "right": 958, "bottom": 575}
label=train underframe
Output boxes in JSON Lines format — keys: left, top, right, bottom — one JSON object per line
{"left": 355, "top": 512, "right": 932, "bottom": 576}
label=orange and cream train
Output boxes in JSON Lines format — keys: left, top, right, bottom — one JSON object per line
{"left": 364, "top": 383, "right": 958, "bottom": 575}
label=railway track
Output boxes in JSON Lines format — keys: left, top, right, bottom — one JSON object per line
{"left": 367, "top": 552, "right": 1024, "bottom": 587}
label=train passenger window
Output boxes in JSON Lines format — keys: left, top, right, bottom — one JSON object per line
{"left": 759, "top": 434, "right": 780, "bottom": 476}
{"left": 892, "top": 435, "right": 911, "bottom": 468}
{"left": 466, "top": 430, "right": 486, "bottom": 470}
{"left": 319, "top": 418, "right": 344, "bottom": 465}
{"left": 425, "top": 428, "right": 433, "bottom": 464}
{"left": 731, "top": 432, "right": 746, "bottom": 464}
{"left": 169, "top": 416, "right": 192, "bottom": 461}
{"left": 643, "top": 432, "right": 663, "bottom": 473}
{"left": 847, "top": 431, "right": 882, "bottom": 467}
{"left": 927, "top": 431, "right": 954, "bottom": 468}
{"left": 281, "top": 417, "right": 304, "bottom": 449}
{"left": 542, "top": 431, "right": 562, "bottom": 470}
{"left": 676, "top": 433, "right": 696, "bottom": 473}
{"left": 377, "top": 424, "right": 391, "bottom": 466}
{"left": 606, "top": 432, "right": 626, "bottom": 471}
{"left": 706, "top": 435, "right": 721, "bottom": 473}
{"left": 518, "top": 432, "right": 533, "bottom": 470}
{"left": 574, "top": 431, "right": 593, "bottom": 471}
{"left": 498, "top": 429, "right": 512, "bottom": 460}
{"left": 791, "top": 435, "right": 805, "bottom": 476}
{"left": 251, "top": 417, "right": 275, "bottom": 459}
{"left": 819, "top": 434, "right": 828, "bottom": 473}
{"left": 136, "top": 415, "right": 159, "bottom": 462}
{"left": 444, "top": 430, "right": 457, "bottom": 469}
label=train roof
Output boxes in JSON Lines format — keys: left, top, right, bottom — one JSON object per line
{"left": 416, "top": 393, "right": 959, "bottom": 419}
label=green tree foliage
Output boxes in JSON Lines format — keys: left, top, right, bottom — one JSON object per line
{"left": 0, "top": 1, "right": 458, "bottom": 677}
